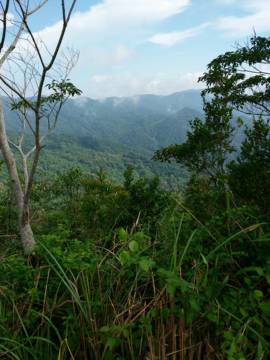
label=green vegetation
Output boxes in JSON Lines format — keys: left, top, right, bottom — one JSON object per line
{"left": 3, "top": 91, "right": 201, "bottom": 187}
{"left": 0, "top": 35, "right": 270, "bottom": 359}
{"left": 40, "top": 134, "right": 187, "bottom": 188}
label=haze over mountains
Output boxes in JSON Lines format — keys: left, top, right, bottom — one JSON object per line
{"left": 57, "top": 89, "right": 202, "bottom": 150}
{"left": 4, "top": 90, "right": 204, "bottom": 184}
{"left": 5, "top": 89, "right": 202, "bottom": 148}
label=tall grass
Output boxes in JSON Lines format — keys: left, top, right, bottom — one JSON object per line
{"left": 0, "top": 212, "right": 269, "bottom": 359}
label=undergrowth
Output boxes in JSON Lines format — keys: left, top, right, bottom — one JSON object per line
{"left": 0, "top": 168, "right": 269, "bottom": 359}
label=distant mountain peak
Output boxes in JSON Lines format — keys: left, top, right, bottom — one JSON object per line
{"left": 73, "top": 88, "right": 202, "bottom": 104}
{"left": 5, "top": 88, "right": 203, "bottom": 153}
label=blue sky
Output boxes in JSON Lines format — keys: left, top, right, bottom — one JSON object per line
{"left": 30, "top": 0, "right": 270, "bottom": 98}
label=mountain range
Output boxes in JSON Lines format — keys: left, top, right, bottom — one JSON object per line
{"left": 4, "top": 89, "right": 204, "bottom": 186}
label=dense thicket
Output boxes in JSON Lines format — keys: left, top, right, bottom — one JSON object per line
{"left": 0, "top": 165, "right": 269, "bottom": 359}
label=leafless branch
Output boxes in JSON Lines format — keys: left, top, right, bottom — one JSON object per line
{"left": 0, "top": 0, "right": 79, "bottom": 254}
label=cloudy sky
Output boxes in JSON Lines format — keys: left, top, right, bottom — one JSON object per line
{"left": 28, "top": 0, "right": 270, "bottom": 98}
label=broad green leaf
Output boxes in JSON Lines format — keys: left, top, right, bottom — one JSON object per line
{"left": 129, "top": 240, "right": 139, "bottom": 253}
{"left": 118, "top": 251, "right": 131, "bottom": 266}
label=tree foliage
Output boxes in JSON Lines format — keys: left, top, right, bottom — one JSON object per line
{"left": 155, "top": 35, "right": 270, "bottom": 196}
{"left": 200, "top": 35, "right": 270, "bottom": 117}
{"left": 229, "top": 118, "right": 270, "bottom": 215}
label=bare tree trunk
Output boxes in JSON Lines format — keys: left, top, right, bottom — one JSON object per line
{"left": 0, "top": 101, "right": 35, "bottom": 254}
{"left": 19, "top": 205, "right": 35, "bottom": 255}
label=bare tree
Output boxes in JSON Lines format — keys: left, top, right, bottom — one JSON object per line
{"left": 0, "top": 0, "right": 80, "bottom": 254}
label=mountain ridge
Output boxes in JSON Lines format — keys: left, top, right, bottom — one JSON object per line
{"left": 2, "top": 89, "right": 203, "bottom": 184}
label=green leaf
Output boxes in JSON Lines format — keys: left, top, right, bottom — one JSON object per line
{"left": 106, "top": 337, "right": 120, "bottom": 351}
{"left": 100, "top": 326, "right": 110, "bottom": 333}
{"left": 236, "top": 117, "right": 244, "bottom": 127}
{"left": 139, "top": 257, "right": 155, "bottom": 272}
{"left": 129, "top": 240, "right": 139, "bottom": 253}
{"left": 260, "top": 301, "right": 270, "bottom": 317}
{"left": 118, "top": 228, "right": 127, "bottom": 242}
{"left": 118, "top": 251, "right": 131, "bottom": 266}
{"left": 253, "top": 290, "right": 264, "bottom": 300}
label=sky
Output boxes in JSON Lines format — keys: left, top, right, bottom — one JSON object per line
{"left": 14, "top": 0, "right": 270, "bottom": 98}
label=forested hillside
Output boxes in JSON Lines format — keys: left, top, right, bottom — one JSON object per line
{"left": 3, "top": 91, "right": 202, "bottom": 184}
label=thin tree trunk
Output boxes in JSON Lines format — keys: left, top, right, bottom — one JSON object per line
{"left": 19, "top": 205, "right": 35, "bottom": 255}
{"left": 0, "top": 101, "right": 35, "bottom": 254}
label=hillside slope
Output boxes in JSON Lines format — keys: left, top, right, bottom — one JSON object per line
{"left": 3, "top": 90, "right": 203, "bottom": 185}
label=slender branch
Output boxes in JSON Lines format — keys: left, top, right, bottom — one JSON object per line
{"left": 0, "top": 21, "right": 24, "bottom": 68}
{"left": 0, "top": 1, "right": 49, "bottom": 68}
{"left": 24, "top": 0, "right": 78, "bottom": 206}
{"left": 0, "top": 74, "right": 36, "bottom": 111}
{"left": 61, "top": 0, "right": 66, "bottom": 22}
{"left": 14, "top": 0, "right": 46, "bottom": 68}
{"left": 28, "top": 0, "right": 48, "bottom": 16}
{"left": 0, "top": 0, "right": 10, "bottom": 52}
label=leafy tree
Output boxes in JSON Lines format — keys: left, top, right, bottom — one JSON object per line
{"left": 155, "top": 35, "right": 270, "bottom": 188}
{"left": 154, "top": 91, "right": 235, "bottom": 191}
{"left": 198, "top": 34, "right": 270, "bottom": 215}
{"left": 200, "top": 35, "right": 270, "bottom": 118}
{"left": 154, "top": 112, "right": 234, "bottom": 184}
{"left": 229, "top": 118, "right": 270, "bottom": 215}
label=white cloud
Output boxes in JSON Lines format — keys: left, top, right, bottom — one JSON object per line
{"left": 87, "top": 71, "right": 203, "bottom": 98}
{"left": 80, "top": 0, "right": 190, "bottom": 27}
{"left": 83, "top": 45, "right": 134, "bottom": 69}
{"left": 34, "top": 0, "right": 191, "bottom": 48}
{"left": 25, "top": 0, "right": 191, "bottom": 81}
{"left": 149, "top": 23, "right": 210, "bottom": 47}
{"left": 218, "top": 0, "right": 270, "bottom": 35}
{"left": 4, "top": 1, "right": 203, "bottom": 98}
{"left": 216, "top": 0, "right": 237, "bottom": 4}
